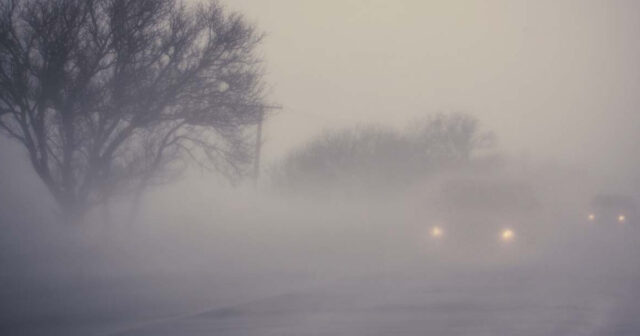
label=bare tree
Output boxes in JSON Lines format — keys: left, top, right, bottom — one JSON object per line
{"left": 273, "top": 127, "right": 407, "bottom": 190}
{"left": 0, "top": 0, "right": 267, "bottom": 223}
{"left": 272, "top": 113, "right": 495, "bottom": 193}
{"left": 412, "top": 113, "right": 495, "bottom": 166}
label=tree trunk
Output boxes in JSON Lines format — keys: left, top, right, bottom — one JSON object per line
{"left": 101, "top": 199, "right": 111, "bottom": 228}
{"left": 60, "top": 200, "right": 86, "bottom": 226}
{"left": 126, "top": 186, "right": 145, "bottom": 228}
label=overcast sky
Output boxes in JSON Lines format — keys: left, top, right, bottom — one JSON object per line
{"left": 219, "top": 0, "right": 640, "bottom": 182}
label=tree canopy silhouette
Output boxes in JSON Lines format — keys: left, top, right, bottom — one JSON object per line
{"left": 273, "top": 113, "right": 495, "bottom": 193}
{"left": 0, "top": 0, "right": 267, "bottom": 221}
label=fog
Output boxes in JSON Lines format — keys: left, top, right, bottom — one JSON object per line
{"left": 2, "top": 1, "right": 640, "bottom": 335}
{"left": 227, "top": 0, "right": 640, "bottom": 185}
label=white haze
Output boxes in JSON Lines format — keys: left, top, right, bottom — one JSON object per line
{"left": 225, "top": 0, "right": 640, "bottom": 188}
{"left": 2, "top": 1, "right": 640, "bottom": 335}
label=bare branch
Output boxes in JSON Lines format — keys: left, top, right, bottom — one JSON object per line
{"left": 0, "top": 0, "right": 269, "bottom": 221}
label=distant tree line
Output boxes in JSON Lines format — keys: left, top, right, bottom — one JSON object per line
{"left": 272, "top": 113, "right": 495, "bottom": 194}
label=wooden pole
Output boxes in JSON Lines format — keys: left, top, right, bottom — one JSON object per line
{"left": 253, "top": 111, "right": 263, "bottom": 187}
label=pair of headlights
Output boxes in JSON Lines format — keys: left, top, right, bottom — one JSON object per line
{"left": 588, "top": 213, "right": 626, "bottom": 223}
{"left": 429, "top": 226, "right": 515, "bottom": 242}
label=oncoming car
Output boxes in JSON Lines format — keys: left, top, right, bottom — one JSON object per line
{"left": 422, "top": 177, "right": 540, "bottom": 263}
{"left": 587, "top": 194, "right": 636, "bottom": 225}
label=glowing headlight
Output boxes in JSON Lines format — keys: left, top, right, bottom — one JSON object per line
{"left": 618, "top": 215, "right": 626, "bottom": 223}
{"left": 430, "top": 226, "right": 443, "bottom": 238}
{"left": 501, "top": 229, "right": 515, "bottom": 242}
{"left": 588, "top": 213, "right": 595, "bottom": 221}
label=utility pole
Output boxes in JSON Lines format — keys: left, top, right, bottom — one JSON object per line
{"left": 252, "top": 105, "right": 281, "bottom": 188}
{"left": 253, "top": 110, "right": 263, "bottom": 187}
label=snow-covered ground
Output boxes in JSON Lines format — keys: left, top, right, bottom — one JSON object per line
{"left": 112, "top": 238, "right": 640, "bottom": 336}
{"left": 4, "top": 181, "right": 640, "bottom": 336}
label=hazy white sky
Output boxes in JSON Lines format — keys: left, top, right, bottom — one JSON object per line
{"left": 223, "top": 0, "right": 640, "bottom": 178}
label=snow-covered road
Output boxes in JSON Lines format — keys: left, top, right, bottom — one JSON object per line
{"left": 114, "top": 257, "right": 640, "bottom": 336}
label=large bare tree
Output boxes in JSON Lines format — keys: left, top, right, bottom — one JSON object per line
{"left": 0, "top": 0, "right": 267, "bottom": 222}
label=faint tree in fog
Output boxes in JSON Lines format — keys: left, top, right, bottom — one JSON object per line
{"left": 411, "top": 113, "right": 495, "bottom": 167}
{"left": 0, "top": 0, "right": 267, "bottom": 222}
{"left": 272, "top": 113, "right": 494, "bottom": 193}
{"left": 274, "top": 126, "right": 408, "bottom": 190}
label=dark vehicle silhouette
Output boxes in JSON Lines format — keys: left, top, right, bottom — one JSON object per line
{"left": 587, "top": 194, "right": 637, "bottom": 225}
{"left": 423, "top": 177, "right": 540, "bottom": 263}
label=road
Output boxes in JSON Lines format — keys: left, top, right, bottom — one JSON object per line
{"left": 112, "top": 244, "right": 640, "bottom": 336}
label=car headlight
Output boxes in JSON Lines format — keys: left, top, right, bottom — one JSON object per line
{"left": 501, "top": 229, "right": 515, "bottom": 242}
{"left": 430, "top": 226, "right": 443, "bottom": 238}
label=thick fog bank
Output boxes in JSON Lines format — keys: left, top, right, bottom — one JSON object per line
{"left": 2, "top": 143, "right": 640, "bottom": 335}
